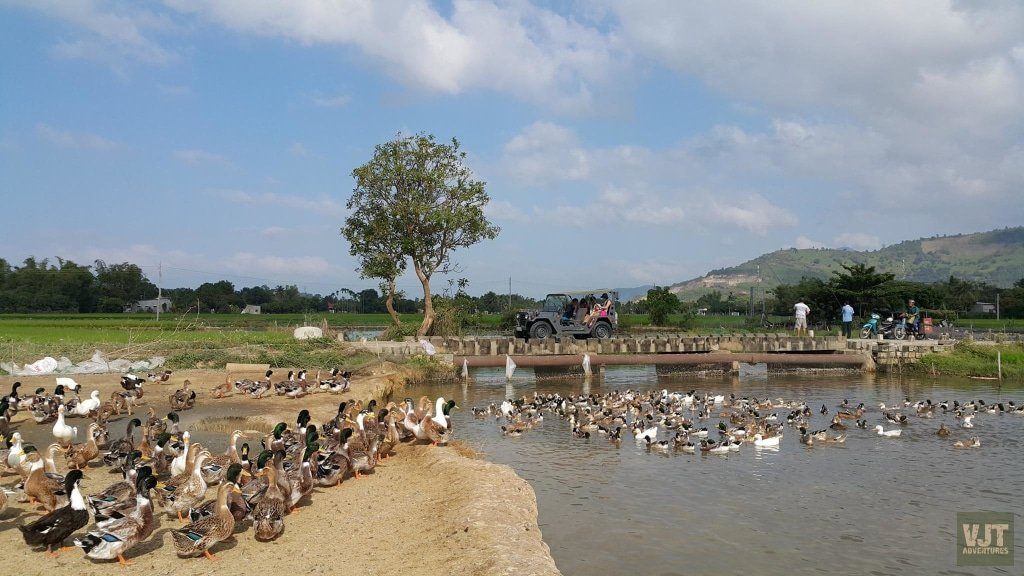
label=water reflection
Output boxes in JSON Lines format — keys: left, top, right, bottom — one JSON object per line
{"left": 416, "top": 367, "right": 1023, "bottom": 576}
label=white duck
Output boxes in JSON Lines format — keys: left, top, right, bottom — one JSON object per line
{"left": 6, "top": 431, "right": 24, "bottom": 469}
{"left": 70, "top": 390, "right": 102, "bottom": 417}
{"left": 874, "top": 425, "right": 901, "bottom": 438}
{"left": 432, "top": 397, "right": 448, "bottom": 431}
{"left": 961, "top": 415, "right": 974, "bottom": 429}
{"left": 402, "top": 402, "right": 429, "bottom": 442}
{"left": 171, "top": 431, "right": 191, "bottom": 477}
{"left": 709, "top": 442, "right": 730, "bottom": 454}
{"left": 753, "top": 433, "right": 781, "bottom": 447}
{"left": 635, "top": 425, "right": 658, "bottom": 443}
{"left": 55, "top": 377, "right": 81, "bottom": 394}
{"left": 52, "top": 404, "right": 77, "bottom": 446}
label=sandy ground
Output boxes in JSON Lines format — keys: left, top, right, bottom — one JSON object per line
{"left": 0, "top": 368, "right": 560, "bottom": 576}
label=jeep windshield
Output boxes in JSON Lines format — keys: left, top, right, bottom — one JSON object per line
{"left": 542, "top": 294, "right": 568, "bottom": 312}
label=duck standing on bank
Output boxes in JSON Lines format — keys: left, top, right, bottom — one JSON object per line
{"left": 18, "top": 469, "right": 89, "bottom": 554}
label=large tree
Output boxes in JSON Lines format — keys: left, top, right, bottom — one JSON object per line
{"left": 645, "top": 286, "right": 680, "bottom": 326}
{"left": 344, "top": 133, "right": 499, "bottom": 336}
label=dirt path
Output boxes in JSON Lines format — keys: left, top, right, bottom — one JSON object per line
{"left": 0, "top": 369, "right": 560, "bottom": 576}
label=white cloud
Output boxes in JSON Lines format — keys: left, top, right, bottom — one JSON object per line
{"left": 311, "top": 94, "right": 352, "bottom": 108}
{"left": 614, "top": 2, "right": 1024, "bottom": 127}
{"left": 221, "top": 253, "right": 329, "bottom": 277}
{"left": 65, "top": 243, "right": 334, "bottom": 286}
{"left": 833, "top": 232, "right": 883, "bottom": 251}
{"left": 483, "top": 199, "right": 526, "bottom": 222}
{"left": 10, "top": 0, "right": 178, "bottom": 69}
{"left": 218, "top": 190, "right": 344, "bottom": 216}
{"left": 35, "top": 123, "right": 118, "bottom": 150}
{"left": 259, "top": 226, "right": 290, "bottom": 238}
{"left": 612, "top": 259, "right": 692, "bottom": 284}
{"left": 164, "top": 0, "right": 621, "bottom": 111}
{"left": 794, "top": 235, "right": 825, "bottom": 249}
{"left": 174, "top": 149, "right": 233, "bottom": 167}
{"left": 709, "top": 195, "right": 798, "bottom": 235}
{"left": 288, "top": 142, "right": 309, "bottom": 157}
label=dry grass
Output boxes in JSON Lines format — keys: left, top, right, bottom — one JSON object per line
{"left": 189, "top": 415, "right": 272, "bottom": 434}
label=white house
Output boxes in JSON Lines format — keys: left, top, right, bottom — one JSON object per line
{"left": 127, "top": 297, "right": 172, "bottom": 313}
{"left": 242, "top": 304, "right": 262, "bottom": 314}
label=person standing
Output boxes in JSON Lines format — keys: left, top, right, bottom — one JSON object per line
{"left": 841, "top": 302, "right": 854, "bottom": 338}
{"left": 794, "top": 300, "right": 810, "bottom": 336}
{"left": 906, "top": 299, "right": 921, "bottom": 335}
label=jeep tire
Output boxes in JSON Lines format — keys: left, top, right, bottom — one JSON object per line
{"left": 591, "top": 321, "right": 612, "bottom": 339}
{"left": 529, "top": 321, "right": 553, "bottom": 340}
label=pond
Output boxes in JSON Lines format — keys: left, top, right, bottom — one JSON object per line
{"left": 412, "top": 367, "right": 1023, "bottom": 576}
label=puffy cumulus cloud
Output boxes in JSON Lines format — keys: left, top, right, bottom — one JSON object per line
{"left": 483, "top": 200, "right": 527, "bottom": 223}
{"left": 709, "top": 195, "right": 798, "bottom": 235}
{"left": 613, "top": 1, "right": 1024, "bottom": 129}
{"left": 164, "top": 0, "right": 622, "bottom": 111}
{"left": 35, "top": 123, "right": 118, "bottom": 150}
{"left": 793, "top": 235, "right": 826, "bottom": 250}
{"left": 500, "top": 121, "right": 591, "bottom": 183}
{"left": 499, "top": 123, "right": 795, "bottom": 232}
{"left": 498, "top": 117, "right": 1024, "bottom": 236}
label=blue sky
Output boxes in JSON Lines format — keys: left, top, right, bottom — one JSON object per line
{"left": 2, "top": 1, "right": 1023, "bottom": 298}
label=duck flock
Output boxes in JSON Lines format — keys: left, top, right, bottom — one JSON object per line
{"left": 0, "top": 374, "right": 455, "bottom": 564}
{"left": 476, "top": 388, "right": 1024, "bottom": 454}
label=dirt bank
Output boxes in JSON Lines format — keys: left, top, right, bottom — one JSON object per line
{"left": 0, "top": 368, "right": 560, "bottom": 576}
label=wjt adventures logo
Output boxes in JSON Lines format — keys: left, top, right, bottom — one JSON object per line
{"left": 957, "top": 512, "right": 1014, "bottom": 566}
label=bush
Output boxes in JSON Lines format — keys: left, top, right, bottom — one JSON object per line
{"left": 498, "top": 308, "right": 518, "bottom": 330}
{"left": 380, "top": 322, "right": 418, "bottom": 341}
{"left": 428, "top": 299, "right": 466, "bottom": 337}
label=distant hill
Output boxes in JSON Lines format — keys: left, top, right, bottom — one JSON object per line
{"left": 613, "top": 284, "right": 655, "bottom": 301}
{"left": 666, "top": 227, "right": 1024, "bottom": 300}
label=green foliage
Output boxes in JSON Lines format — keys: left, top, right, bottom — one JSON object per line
{"left": 918, "top": 342, "right": 1024, "bottom": 379}
{"left": 645, "top": 286, "right": 680, "bottom": 326}
{"left": 345, "top": 133, "right": 500, "bottom": 336}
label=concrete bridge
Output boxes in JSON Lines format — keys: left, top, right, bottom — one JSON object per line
{"left": 345, "top": 334, "right": 951, "bottom": 375}
{"left": 406, "top": 333, "right": 847, "bottom": 356}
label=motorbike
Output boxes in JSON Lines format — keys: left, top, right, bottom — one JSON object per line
{"left": 896, "top": 312, "right": 924, "bottom": 340}
{"left": 861, "top": 312, "right": 906, "bottom": 340}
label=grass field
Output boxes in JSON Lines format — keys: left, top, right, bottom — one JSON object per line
{"left": 0, "top": 313, "right": 380, "bottom": 373}
{"left": 918, "top": 342, "right": 1024, "bottom": 379}
{"left": 2, "top": 311, "right": 1020, "bottom": 375}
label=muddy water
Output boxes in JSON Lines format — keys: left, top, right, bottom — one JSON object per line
{"left": 412, "top": 367, "right": 1023, "bottom": 576}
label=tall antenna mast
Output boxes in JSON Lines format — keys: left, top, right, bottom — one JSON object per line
{"left": 156, "top": 261, "right": 163, "bottom": 321}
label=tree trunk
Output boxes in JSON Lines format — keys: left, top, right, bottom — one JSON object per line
{"left": 415, "top": 264, "right": 434, "bottom": 337}
{"left": 384, "top": 277, "right": 401, "bottom": 326}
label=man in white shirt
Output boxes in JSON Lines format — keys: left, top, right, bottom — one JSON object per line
{"left": 840, "top": 302, "right": 855, "bottom": 338}
{"left": 793, "top": 301, "right": 810, "bottom": 336}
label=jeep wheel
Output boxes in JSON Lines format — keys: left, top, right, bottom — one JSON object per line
{"left": 591, "top": 321, "right": 612, "bottom": 339}
{"left": 529, "top": 322, "right": 553, "bottom": 340}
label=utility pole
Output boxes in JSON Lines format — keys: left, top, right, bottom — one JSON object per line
{"left": 156, "top": 261, "right": 162, "bottom": 321}
{"left": 508, "top": 276, "right": 512, "bottom": 310}
{"left": 996, "top": 292, "right": 1000, "bottom": 320}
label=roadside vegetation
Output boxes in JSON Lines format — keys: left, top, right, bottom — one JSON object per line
{"left": 918, "top": 342, "right": 1024, "bottom": 379}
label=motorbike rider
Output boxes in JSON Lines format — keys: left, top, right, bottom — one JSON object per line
{"left": 906, "top": 299, "right": 921, "bottom": 334}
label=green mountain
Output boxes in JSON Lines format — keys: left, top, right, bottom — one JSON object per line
{"left": 669, "top": 227, "right": 1024, "bottom": 300}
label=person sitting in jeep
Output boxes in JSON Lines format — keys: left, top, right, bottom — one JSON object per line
{"left": 585, "top": 293, "right": 613, "bottom": 326}
{"left": 562, "top": 298, "right": 578, "bottom": 325}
